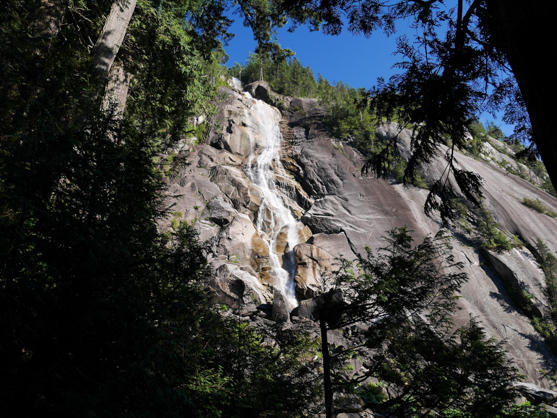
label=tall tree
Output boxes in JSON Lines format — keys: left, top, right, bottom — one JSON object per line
{"left": 92, "top": 0, "right": 137, "bottom": 78}
{"left": 316, "top": 228, "right": 519, "bottom": 417}
{"left": 0, "top": 0, "right": 231, "bottom": 414}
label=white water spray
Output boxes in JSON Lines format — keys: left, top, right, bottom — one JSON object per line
{"left": 244, "top": 95, "right": 302, "bottom": 310}
{"left": 231, "top": 77, "right": 244, "bottom": 91}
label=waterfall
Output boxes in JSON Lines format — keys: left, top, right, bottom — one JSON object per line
{"left": 231, "top": 77, "right": 244, "bottom": 91}
{"left": 244, "top": 95, "right": 301, "bottom": 310}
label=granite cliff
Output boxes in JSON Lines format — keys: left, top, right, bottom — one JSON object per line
{"left": 166, "top": 79, "right": 557, "bottom": 395}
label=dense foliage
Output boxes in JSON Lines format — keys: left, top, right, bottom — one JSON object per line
{"left": 0, "top": 1, "right": 320, "bottom": 415}
{"left": 317, "top": 228, "right": 521, "bottom": 417}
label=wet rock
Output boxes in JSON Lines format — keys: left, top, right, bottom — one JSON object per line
{"left": 272, "top": 289, "right": 290, "bottom": 323}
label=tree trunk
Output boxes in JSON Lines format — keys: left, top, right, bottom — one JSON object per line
{"left": 93, "top": 0, "right": 136, "bottom": 118}
{"left": 486, "top": 0, "right": 557, "bottom": 189}
{"left": 320, "top": 316, "right": 333, "bottom": 418}
{"left": 93, "top": 0, "right": 137, "bottom": 79}
{"left": 100, "top": 62, "right": 132, "bottom": 117}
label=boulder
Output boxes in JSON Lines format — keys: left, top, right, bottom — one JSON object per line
{"left": 291, "top": 289, "right": 344, "bottom": 321}
{"left": 336, "top": 411, "right": 375, "bottom": 418}
{"left": 245, "top": 80, "right": 273, "bottom": 104}
{"left": 211, "top": 263, "right": 266, "bottom": 309}
{"left": 515, "top": 382, "right": 557, "bottom": 405}
{"left": 204, "top": 198, "right": 236, "bottom": 227}
{"left": 291, "top": 297, "right": 323, "bottom": 321}
{"left": 334, "top": 393, "right": 365, "bottom": 413}
{"left": 289, "top": 97, "right": 324, "bottom": 117}
{"left": 272, "top": 289, "right": 290, "bottom": 323}
{"left": 293, "top": 243, "right": 335, "bottom": 299}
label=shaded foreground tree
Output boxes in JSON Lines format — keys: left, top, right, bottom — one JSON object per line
{"left": 0, "top": 1, "right": 321, "bottom": 415}
{"left": 317, "top": 228, "right": 520, "bottom": 417}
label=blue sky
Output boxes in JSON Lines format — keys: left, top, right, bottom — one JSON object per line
{"left": 222, "top": 15, "right": 514, "bottom": 136}
{"left": 224, "top": 17, "right": 406, "bottom": 88}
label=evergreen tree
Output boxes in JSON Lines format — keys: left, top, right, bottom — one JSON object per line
{"left": 316, "top": 228, "right": 520, "bottom": 418}
{"left": 0, "top": 1, "right": 321, "bottom": 415}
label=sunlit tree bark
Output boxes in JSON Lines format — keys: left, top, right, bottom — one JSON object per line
{"left": 93, "top": 0, "right": 136, "bottom": 78}
{"left": 93, "top": 0, "right": 136, "bottom": 115}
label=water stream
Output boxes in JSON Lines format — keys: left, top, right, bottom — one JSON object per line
{"left": 243, "top": 91, "right": 302, "bottom": 310}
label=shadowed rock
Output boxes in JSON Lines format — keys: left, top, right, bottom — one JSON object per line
{"left": 272, "top": 289, "right": 290, "bottom": 323}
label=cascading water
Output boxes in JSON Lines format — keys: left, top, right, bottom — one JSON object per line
{"left": 244, "top": 92, "right": 302, "bottom": 310}
{"left": 231, "top": 77, "right": 244, "bottom": 91}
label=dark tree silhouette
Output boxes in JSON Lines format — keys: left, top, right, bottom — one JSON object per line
{"left": 316, "top": 228, "right": 519, "bottom": 417}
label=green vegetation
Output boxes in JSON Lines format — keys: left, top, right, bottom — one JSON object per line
{"left": 281, "top": 0, "right": 557, "bottom": 217}
{"left": 317, "top": 228, "right": 520, "bottom": 418}
{"left": 475, "top": 206, "right": 522, "bottom": 252}
{"left": 2, "top": 1, "right": 555, "bottom": 416}
{"left": 0, "top": 2, "right": 320, "bottom": 416}
{"left": 462, "top": 120, "right": 554, "bottom": 198}
{"left": 536, "top": 239, "right": 557, "bottom": 319}
{"left": 530, "top": 239, "right": 557, "bottom": 354}
{"left": 230, "top": 51, "right": 432, "bottom": 188}
{"left": 355, "top": 382, "right": 386, "bottom": 405}
{"left": 483, "top": 236, "right": 557, "bottom": 357}
{"left": 522, "top": 197, "right": 557, "bottom": 218}
{"left": 486, "top": 121, "right": 506, "bottom": 141}
{"left": 229, "top": 52, "right": 319, "bottom": 98}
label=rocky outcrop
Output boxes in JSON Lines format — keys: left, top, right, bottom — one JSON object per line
{"left": 515, "top": 382, "right": 557, "bottom": 406}
{"left": 482, "top": 248, "right": 548, "bottom": 318}
{"left": 166, "top": 80, "right": 557, "bottom": 388}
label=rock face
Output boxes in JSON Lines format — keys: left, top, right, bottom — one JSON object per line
{"left": 166, "top": 79, "right": 557, "bottom": 388}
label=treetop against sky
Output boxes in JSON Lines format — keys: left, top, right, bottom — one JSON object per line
{"left": 223, "top": 6, "right": 514, "bottom": 136}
